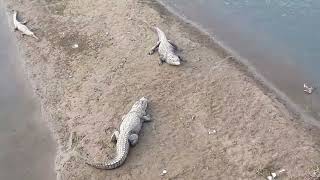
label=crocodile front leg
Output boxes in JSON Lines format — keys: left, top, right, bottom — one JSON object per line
{"left": 111, "top": 130, "right": 120, "bottom": 143}
{"left": 142, "top": 114, "right": 151, "bottom": 122}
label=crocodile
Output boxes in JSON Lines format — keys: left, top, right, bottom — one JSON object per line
{"left": 13, "top": 10, "right": 39, "bottom": 40}
{"left": 148, "top": 27, "right": 181, "bottom": 66}
{"left": 86, "top": 97, "right": 151, "bottom": 169}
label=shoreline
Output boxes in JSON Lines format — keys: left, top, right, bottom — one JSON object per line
{"left": 0, "top": 2, "right": 57, "bottom": 179}
{"left": 153, "top": 0, "right": 320, "bottom": 128}
{"left": 4, "top": 0, "right": 320, "bottom": 179}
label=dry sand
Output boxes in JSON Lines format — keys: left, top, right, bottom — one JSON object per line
{"left": 4, "top": 0, "right": 320, "bottom": 179}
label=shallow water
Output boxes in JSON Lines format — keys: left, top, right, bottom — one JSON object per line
{"left": 160, "top": 0, "right": 320, "bottom": 119}
{"left": 0, "top": 3, "right": 56, "bottom": 180}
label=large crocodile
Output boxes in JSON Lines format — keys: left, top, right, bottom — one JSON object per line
{"left": 13, "top": 10, "right": 38, "bottom": 40}
{"left": 86, "top": 97, "right": 151, "bottom": 169}
{"left": 148, "top": 27, "right": 181, "bottom": 66}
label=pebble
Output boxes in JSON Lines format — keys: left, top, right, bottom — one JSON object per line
{"left": 161, "top": 169, "right": 167, "bottom": 176}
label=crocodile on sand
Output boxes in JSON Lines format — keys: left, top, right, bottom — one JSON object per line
{"left": 86, "top": 97, "right": 151, "bottom": 169}
{"left": 148, "top": 27, "right": 181, "bottom": 66}
{"left": 13, "top": 10, "right": 39, "bottom": 40}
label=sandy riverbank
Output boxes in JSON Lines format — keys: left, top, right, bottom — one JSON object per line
{"left": 4, "top": 0, "right": 320, "bottom": 179}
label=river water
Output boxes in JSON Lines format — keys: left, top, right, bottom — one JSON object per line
{"left": 0, "top": 2, "right": 56, "bottom": 180}
{"left": 160, "top": 0, "right": 320, "bottom": 119}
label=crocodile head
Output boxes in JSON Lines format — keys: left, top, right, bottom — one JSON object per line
{"left": 167, "top": 54, "right": 181, "bottom": 66}
{"left": 132, "top": 97, "right": 148, "bottom": 112}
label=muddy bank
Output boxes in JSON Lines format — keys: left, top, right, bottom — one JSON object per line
{"left": 4, "top": 0, "right": 320, "bottom": 179}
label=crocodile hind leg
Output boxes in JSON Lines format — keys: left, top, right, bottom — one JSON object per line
{"left": 21, "top": 20, "right": 28, "bottom": 24}
{"left": 111, "top": 130, "right": 120, "bottom": 143}
{"left": 159, "top": 56, "right": 165, "bottom": 65}
{"left": 148, "top": 41, "right": 160, "bottom": 55}
{"left": 168, "top": 40, "right": 178, "bottom": 51}
{"left": 128, "top": 134, "right": 139, "bottom": 146}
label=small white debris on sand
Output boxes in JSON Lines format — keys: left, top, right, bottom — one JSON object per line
{"left": 267, "top": 176, "right": 273, "bottom": 180}
{"left": 208, "top": 129, "right": 217, "bottom": 135}
{"left": 72, "top": 44, "right": 79, "bottom": 49}
{"left": 267, "top": 169, "right": 286, "bottom": 180}
{"left": 304, "top": 83, "right": 314, "bottom": 94}
{"left": 161, "top": 169, "right": 167, "bottom": 176}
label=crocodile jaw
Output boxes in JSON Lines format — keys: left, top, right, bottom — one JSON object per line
{"left": 131, "top": 97, "right": 148, "bottom": 113}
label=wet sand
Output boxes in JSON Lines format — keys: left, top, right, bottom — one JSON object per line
{"left": 0, "top": 2, "right": 56, "bottom": 180}
{"left": 4, "top": 0, "right": 320, "bottom": 179}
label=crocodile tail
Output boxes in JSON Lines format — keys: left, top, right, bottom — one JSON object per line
{"left": 86, "top": 133, "right": 130, "bottom": 170}
{"left": 32, "top": 34, "right": 39, "bottom": 40}
{"left": 13, "top": 10, "right": 17, "bottom": 18}
{"left": 153, "top": 26, "right": 161, "bottom": 35}
{"left": 153, "top": 27, "right": 167, "bottom": 42}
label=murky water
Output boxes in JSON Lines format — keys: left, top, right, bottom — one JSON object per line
{"left": 160, "top": 0, "right": 320, "bottom": 119}
{"left": 0, "top": 3, "right": 56, "bottom": 180}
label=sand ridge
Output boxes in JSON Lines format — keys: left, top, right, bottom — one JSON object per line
{"left": 4, "top": 0, "right": 320, "bottom": 179}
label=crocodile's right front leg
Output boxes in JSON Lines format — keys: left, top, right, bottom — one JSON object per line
{"left": 111, "top": 130, "right": 119, "bottom": 143}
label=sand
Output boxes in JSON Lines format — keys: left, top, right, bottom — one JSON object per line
{"left": 4, "top": 0, "right": 320, "bottom": 179}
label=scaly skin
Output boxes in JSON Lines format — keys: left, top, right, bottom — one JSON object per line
{"left": 86, "top": 97, "right": 151, "bottom": 169}
{"left": 148, "top": 27, "right": 181, "bottom": 66}
{"left": 13, "top": 10, "right": 38, "bottom": 40}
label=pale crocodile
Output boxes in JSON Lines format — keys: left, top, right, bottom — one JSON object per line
{"left": 86, "top": 97, "right": 151, "bottom": 169}
{"left": 13, "top": 10, "right": 38, "bottom": 40}
{"left": 148, "top": 27, "right": 181, "bottom": 66}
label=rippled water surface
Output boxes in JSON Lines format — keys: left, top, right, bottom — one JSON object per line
{"left": 160, "top": 0, "right": 320, "bottom": 118}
